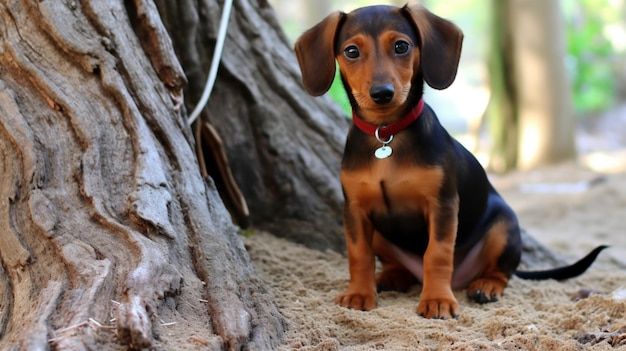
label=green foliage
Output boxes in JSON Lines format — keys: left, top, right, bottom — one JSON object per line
{"left": 238, "top": 228, "right": 255, "bottom": 238}
{"left": 327, "top": 66, "right": 351, "bottom": 117}
{"left": 563, "top": 0, "right": 621, "bottom": 115}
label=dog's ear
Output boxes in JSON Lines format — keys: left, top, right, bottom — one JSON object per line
{"left": 403, "top": 5, "right": 463, "bottom": 90}
{"left": 294, "top": 12, "right": 345, "bottom": 96}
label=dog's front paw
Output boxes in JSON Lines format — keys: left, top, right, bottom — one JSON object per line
{"left": 416, "top": 296, "right": 459, "bottom": 319}
{"left": 335, "top": 289, "right": 377, "bottom": 311}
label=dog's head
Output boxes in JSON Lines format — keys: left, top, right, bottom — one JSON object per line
{"left": 294, "top": 5, "right": 463, "bottom": 122}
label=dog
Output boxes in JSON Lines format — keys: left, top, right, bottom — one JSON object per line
{"left": 294, "top": 4, "right": 606, "bottom": 319}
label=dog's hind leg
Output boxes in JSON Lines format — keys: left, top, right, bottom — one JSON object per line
{"left": 466, "top": 217, "right": 521, "bottom": 304}
{"left": 373, "top": 232, "right": 420, "bottom": 292}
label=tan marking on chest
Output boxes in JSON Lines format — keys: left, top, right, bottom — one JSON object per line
{"left": 341, "top": 161, "right": 444, "bottom": 215}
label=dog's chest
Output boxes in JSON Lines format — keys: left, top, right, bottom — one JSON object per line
{"left": 341, "top": 159, "right": 443, "bottom": 216}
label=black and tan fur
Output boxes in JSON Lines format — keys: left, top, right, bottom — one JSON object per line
{"left": 294, "top": 4, "right": 606, "bottom": 319}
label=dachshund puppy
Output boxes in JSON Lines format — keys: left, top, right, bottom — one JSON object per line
{"left": 295, "top": 4, "right": 605, "bottom": 319}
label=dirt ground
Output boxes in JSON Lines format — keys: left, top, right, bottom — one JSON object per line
{"left": 244, "top": 159, "right": 626, "bottom": 350}
{"left": 141, "top": 107, "right": 626, "bottom": 350}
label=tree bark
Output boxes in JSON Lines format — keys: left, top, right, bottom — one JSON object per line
{"left": 155, "top": 0, "right": 349, "bottom": 251}
{"left": 0, "top": 0, "right": 283, "bottom": 350}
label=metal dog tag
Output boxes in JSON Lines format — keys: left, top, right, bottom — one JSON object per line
{"left": 374, "top": 126, "right": 393, "bottom": 159}
{"left": 375, "top": 145, "right": 392, "bottom": 159}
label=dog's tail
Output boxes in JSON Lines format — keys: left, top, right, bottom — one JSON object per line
{"left": 514, "top": 245, "right": 608, "bottom": 281}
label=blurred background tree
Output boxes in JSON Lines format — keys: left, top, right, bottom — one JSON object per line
{"left": 488, "top": 0, "right": 576, "bottom": 171}
{"left": 270, "top": 0, "right": 626, "bottom": 172}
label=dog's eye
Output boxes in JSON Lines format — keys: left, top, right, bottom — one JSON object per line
{"left": 344, "top": 45, "right": 360, "bottom": 59}
{"left": 394, "top": 40, "right": 410, "bottom": 55}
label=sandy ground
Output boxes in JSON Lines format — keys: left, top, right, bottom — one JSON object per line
{"left": 244, "top": 161, "right": 626, "bottom": 350}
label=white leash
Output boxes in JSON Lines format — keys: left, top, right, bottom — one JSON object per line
{"left": 187, "top": 0, "right": 234, "bottom": 125}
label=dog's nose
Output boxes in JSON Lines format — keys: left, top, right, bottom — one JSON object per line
{"left": 370, "top": 84, "right": 395, "bottom": 105}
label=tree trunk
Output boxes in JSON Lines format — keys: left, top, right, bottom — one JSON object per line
{"left": 0, "top": 0, "right": 283, "bottom": 350}
{"left": 485, "top": 0, "right": 519, "bottom": 173}
{"left": 155, "top": 0, "right": 349, "bottom": 251}
{"left": 486, "top": 0, "right": 576, "bottom": 172}
{"left": 511, "top": 0, "right": 576, "bottom": 169}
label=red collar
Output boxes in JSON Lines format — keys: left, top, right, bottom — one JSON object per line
{"left": 352, "top": 99, "right": 425, "bottom": 139}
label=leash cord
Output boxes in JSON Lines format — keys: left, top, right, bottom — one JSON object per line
{"left": 187, "top": 0, "right": 234, "bottom": 125}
